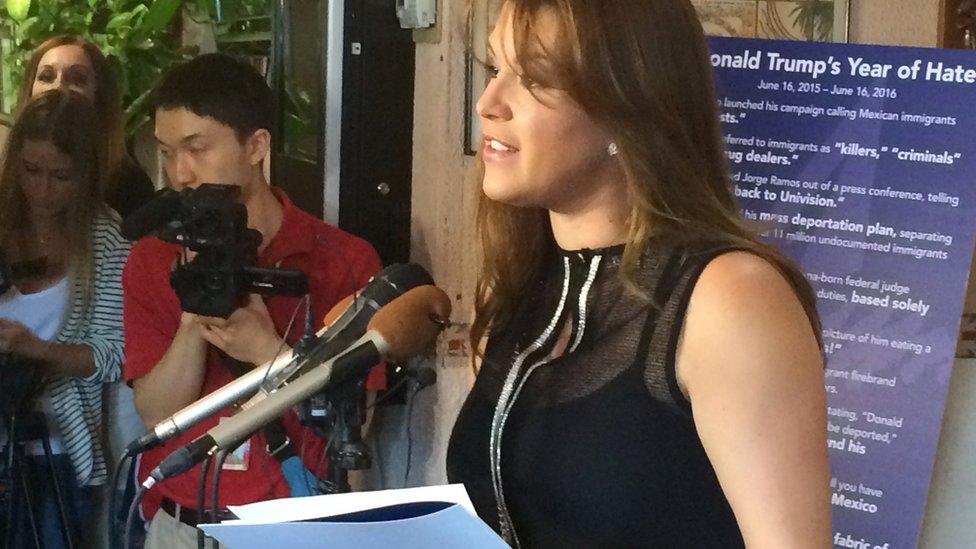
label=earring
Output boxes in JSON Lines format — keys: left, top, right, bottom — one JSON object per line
{"left": 607, "top": 142, "right": 619, "bottom": 156}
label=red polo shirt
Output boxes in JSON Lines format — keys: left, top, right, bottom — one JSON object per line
{"left": 123, "top": 188, "right": 383, "bottom": 518}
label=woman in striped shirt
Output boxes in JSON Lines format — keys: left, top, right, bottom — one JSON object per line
{"left": 0, "top": 89, "right": 129, "bottom": 548}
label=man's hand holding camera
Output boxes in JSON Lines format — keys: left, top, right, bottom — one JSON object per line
{"left": 194, "top": 294, "right": 287, "bottom": 366}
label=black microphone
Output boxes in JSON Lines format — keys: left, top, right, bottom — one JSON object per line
{"left": 120, "top": 187, "right": 181, "bottom": 241}
{"left": 248, "top": 262, "right": 433, "bottom": 399}
{"left": 409, "top": 366, "right": 437, "bottom": 389}
{"left": 126, "top": 262, "right": 433, "bottom": 454}
{"left": 145, "top": 284, "right": 451, "bottom": 485}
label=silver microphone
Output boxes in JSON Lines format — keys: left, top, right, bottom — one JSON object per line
{"left": 147, "top": 284, "right": 451, "bottom": 484}
{"left": 127, "top": 262, "right": 434, "bottom": 454}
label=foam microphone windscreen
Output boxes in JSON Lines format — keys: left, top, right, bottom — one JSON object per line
{"left": 367, "top": 285, "right": 452, "bottom": 362}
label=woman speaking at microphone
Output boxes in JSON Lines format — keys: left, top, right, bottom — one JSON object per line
{"left": 447, "top": 1, "right": 830, "bottom": 547}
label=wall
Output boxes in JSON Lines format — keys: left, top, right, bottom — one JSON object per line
{"left": 362, "top": 0, "right": 478, "bottom": 489}
{"left": 848, "top": 0, "right": 941, "bottom": 47}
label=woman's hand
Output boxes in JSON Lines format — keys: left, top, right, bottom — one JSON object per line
{"left": 0, "top": 319, "right": 48, "bottom": 361}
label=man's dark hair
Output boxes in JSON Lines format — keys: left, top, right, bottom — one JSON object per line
{"left": 152, "top": 53, "right": 274, "bottom": 141}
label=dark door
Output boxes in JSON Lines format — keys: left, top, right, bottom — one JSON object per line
{"left": 338, "top": 0, "right": 415, "bottom": 265}
{"left": 271, "top": 0, "right": 414, "bottom": 265}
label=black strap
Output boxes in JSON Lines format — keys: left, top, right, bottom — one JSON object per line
{"left": 221, "top": 355, "right": 294, "bottom": 463}
{"left": 160, "top": 498, "right": 236, "bottom": 527}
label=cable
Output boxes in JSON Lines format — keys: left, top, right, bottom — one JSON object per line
{"left": 108, "top": 446, "right": 139, "bottom": 549}
{"left": 197, "top": 455, "right": 213, "bottom": 549}
{"left": 314, "top": 420, "right": 339, "bottom": 494}
{"left": 403, "top": 383, "right": 426, "bottom": 488}
{"left": 124, "top": 484, "right": 148, "bottom": 549}
{"left": 295, "top": 293, "right": 315, "bottom": 355}
{"left": 366, "top": 376, "right": 411, "bottom": 409}
{"left": 369, "top": 364, "right": 438, "bottom": 410}
{"left": 210, "top": 450, "right": 229, "bottom": 531}
{"left": 380, "top": 364, "right": 438, "bottom": 488}
{"left": 258, "top": 294, "right": 308, "bottom": 391}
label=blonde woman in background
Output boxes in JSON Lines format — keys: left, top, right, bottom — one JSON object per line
{"left": 18, "top": 36, "right": 153, "bottom": 546}
{"left": 0, "top": 90, "right": 129, "bottom": 548}
{"left": 18, "top": 34, "right": 155, "bottom": 217}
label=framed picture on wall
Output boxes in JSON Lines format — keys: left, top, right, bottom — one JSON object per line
{"left": 691, "top": 0, "right": 850, "bottom": 42}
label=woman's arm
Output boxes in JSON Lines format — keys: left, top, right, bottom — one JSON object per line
{"left": 676, "top": 251, "right": 830, "bottom": 548}
{"left": 0, "top": 221, "right": 132, "bottom": 379}
{"left": 0, "top": 319, "right": 95, "bottom": 377}
{"left": 73, "top": 222, "right": 130, "bottom": 384}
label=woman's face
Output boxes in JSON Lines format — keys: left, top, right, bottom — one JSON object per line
{"left": 18, "top": 140, "right": 78, "bottom": 219}
{"left": 31, "top": 45, "right": 97, "bottom": 103}
{"left": 477, "top": 4, "right": 618, "bottom": 213}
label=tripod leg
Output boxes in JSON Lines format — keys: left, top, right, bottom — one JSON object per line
{"left": 21, "top": 469, "right": 44, "bottom": 548}
{"left": 3, "top": 422, "right": 17, "bottom": 549}
{"left": 42, "top": 437, "right": 74, "bottom": 549}
{"left": 7, "top": 414, "right": 43, "bottom": 548}
{"left": 12, "top": 417, "right": 43, "bottom": 549}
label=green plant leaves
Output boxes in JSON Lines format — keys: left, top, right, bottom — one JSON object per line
{"left": 1, "top": 0, "right": 192, "bottom": 134}
{"left": 106, "top": 4, "right": 147, "bottom": 33}
{"left": 5, "top": 0, "right": 31, "bottom": 22}
{"left": 143, "top": 0, "right": 182, "bottom": 33}
{"left": 1, "top": 0, "right": 274, "bottom": 138}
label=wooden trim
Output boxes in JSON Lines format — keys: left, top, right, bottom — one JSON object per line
{"left": 941, "top": 0, "right": 967, "bottom": 48}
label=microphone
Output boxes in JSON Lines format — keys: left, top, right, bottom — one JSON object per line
{"left": 247, "top": 262, "right": 433, "bottom": 401}
{"left": 126, "top": 262, "right": 433, "bottom": 454}
{"left": 146, "top": 284, "right": 451, "bottom": 485}
{"left": 120, "top": 187, "right": 182, "bottom": 241}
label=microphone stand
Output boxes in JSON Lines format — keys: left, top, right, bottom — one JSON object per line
{"left": 293, "top": 296, "right": 370, "bottom": 494}
{"left": 299, "top": 378, "right": 371, "bottom": 494}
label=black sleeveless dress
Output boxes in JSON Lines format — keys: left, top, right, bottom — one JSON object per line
{"left": 447, "top": 243, "right": 746, "bottom": 548}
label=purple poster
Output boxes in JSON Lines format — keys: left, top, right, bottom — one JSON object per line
{"left": 710, "top": 37, "right": 976, "bottom": 549}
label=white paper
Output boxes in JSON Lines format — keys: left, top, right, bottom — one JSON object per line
{"left": 224, "top": 484, "right": 477, "bottom": 524}
{"left": 197, "top": 484, "right": 509, "bottom": 549}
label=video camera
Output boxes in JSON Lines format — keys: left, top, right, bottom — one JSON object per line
{"left": 121, "top": 184, "right": 308, "bottom": 317}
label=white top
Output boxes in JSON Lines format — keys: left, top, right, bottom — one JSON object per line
{"left": 0, "top": 277, "right": 69, "bottom": 454}
{"left": 0, "top": 278, "right": 69, "bottom": 339}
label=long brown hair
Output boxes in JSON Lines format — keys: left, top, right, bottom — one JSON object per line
{"left": 471, "top": 0, "right": 821, "bottom": 359}
{"left": 18, "top": 35, "right": 125, "bottom": 197}
{"left": 0, "top": 90, "right": 105, "bottom": 312}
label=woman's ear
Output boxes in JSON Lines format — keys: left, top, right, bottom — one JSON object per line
{"left": 245, "top": 128, "right": 271, "bottom": 167}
